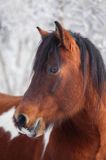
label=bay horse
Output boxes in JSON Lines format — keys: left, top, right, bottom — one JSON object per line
{"left": 14, "top": 21, "right": 106, "bottom": 160}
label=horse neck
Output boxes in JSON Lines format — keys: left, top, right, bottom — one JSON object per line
{"left": 81, "top": 81, "right": 106, "bottom": 126}
{"left": 60, "top": 82, "right": 106, "bottom": 137}
{"left": 47, "top": 84, "right": 106, "bottom": 156}
{"left": 52, "top": 108, "right": 99, "bottom": 149}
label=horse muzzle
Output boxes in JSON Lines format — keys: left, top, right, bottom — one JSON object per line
{"left": 14, "top": 115, "right": 46, "bottom": 138}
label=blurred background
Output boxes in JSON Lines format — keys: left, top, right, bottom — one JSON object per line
{"left": 0, "top": 0, "right": 106, "bottom": 95}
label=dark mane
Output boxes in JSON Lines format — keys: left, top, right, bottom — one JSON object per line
{"left": 33, "top": 31, "right": 106, "bottom": 95}
{"left": 72, "top": 32, "right": 106, "bottom": 95}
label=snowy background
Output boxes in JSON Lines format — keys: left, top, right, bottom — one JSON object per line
{"left": 0, "top": 0, "right": 106, "bottom": 95}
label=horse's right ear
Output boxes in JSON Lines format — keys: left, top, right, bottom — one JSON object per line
{"left": 37, "top": 27, "right": 48, "bottom": 39}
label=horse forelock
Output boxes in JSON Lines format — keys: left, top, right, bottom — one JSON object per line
{"left": 33, "top": 33, "right": 60, "bottom": 78}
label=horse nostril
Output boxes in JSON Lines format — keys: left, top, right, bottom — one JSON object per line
{"left": 17, "top": 114, "right": 27, "bottom": 128}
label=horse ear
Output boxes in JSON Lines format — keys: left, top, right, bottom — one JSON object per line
{"left": 37, "top": 27, "right": 48, "bottom": 39}
{"left": 55, "top": 21, "right": 66, "bottom": 46}
{"left": 55, "top": 21, "right": 75, "bottom": 50}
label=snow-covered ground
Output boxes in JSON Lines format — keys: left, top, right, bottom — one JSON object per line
{"left": 0, "top": 0, "right": 106, "bottom": 137}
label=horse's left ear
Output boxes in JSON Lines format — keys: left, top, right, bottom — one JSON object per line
{"left": 55, "top": 21, "right": 75, "bottom": 50}
{"left": 37, "top": 27, "right": 48, "bottom": 39}
{"left": 55, "top": 21, "right": 72, "bottom": 48}
{"left": 55, "top": 21, "right": 65, "bottom": 46}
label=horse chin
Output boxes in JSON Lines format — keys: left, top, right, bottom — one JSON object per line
{"left": 18, "top": 127, "right": 43, "bottom": 138}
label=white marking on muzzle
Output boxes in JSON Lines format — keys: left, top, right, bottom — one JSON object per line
{"left": 41, "top": 124, "right": 54, "bottom": 159}
{"left": 17, "top": 127, "right": 29, "bottom": 135}
{"left": 18, "top": 118, "right": 42, "bottom": 138}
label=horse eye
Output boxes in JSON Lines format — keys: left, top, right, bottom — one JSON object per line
{"left": 48, "top": 66, "right": 58, "bottom": 74}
